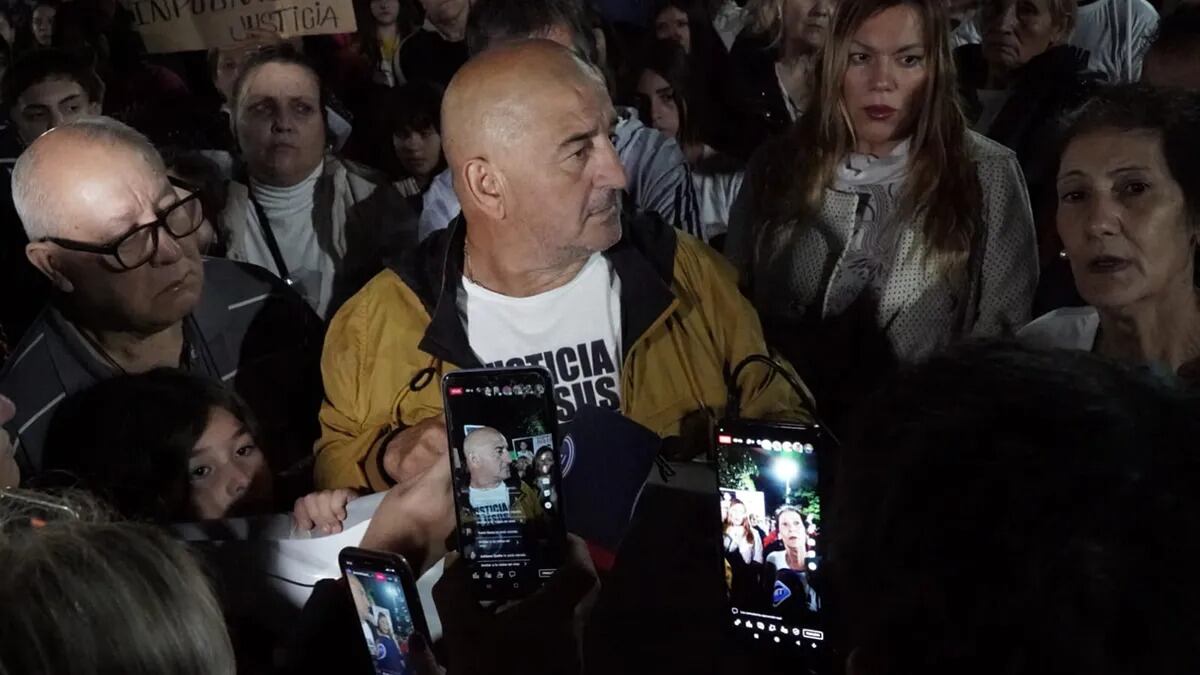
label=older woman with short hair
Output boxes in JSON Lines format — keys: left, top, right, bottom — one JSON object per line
{"left": 1020, "top": 85, "right": 1200, "bottom": 382}
{"left": 220, "top": 45, "right": 418, "bottom": 320}
{"left": 956, "top": 0, "right": 1102, "bottom": 267}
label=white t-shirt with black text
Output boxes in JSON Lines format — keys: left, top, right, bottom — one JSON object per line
{"left": 459, "top": 253, "right": 624, "bottom": 424}
{"left": 469, "top": 484, "right": 511, "bottom": 526}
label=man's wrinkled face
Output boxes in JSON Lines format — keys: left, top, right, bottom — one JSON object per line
{"left": 465, "top": 429, "right": 512, "bottom": 486}
{"left": 33, "top": 143, "right": 205, "bottom": 333}
{"left": 498, "top": 71, "right": 628, "bottom": 266}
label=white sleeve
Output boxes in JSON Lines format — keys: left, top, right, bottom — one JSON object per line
{"left": 1126, "top": 0, "right": 1160, "bottom": 81}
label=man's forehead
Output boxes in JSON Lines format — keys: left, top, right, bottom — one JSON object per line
{"left": 543, "top": 81, "right": 614, "bottom": 133}
{"left": 47, "top": 152, "right": 171, "bottom": 238}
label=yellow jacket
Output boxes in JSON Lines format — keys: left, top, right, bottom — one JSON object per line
{"left": 316, "top": 215, "right": 812, "bottom": 491}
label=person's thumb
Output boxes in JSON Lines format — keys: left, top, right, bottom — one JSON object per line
{"left": 407, "top": 632, "right": 444, "bottom": 675}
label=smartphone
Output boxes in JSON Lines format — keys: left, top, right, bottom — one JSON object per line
{"left": 715, "top": 421, "right": 830, "bottom": 660}
{"left": 443, "top": 367, "right": 566, "bottom": 602}
{"left": 339, "top": 547, "right": 431, "bottom": 675}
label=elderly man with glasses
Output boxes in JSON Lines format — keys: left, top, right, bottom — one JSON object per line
{"left": 0, "top": 117, "right": 325, "bottom": 483}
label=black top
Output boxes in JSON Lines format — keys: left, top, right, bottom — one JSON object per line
{"left": 956, "top": 44, "right": 1103, "bottom": 314}
{"left": 399, "top": 29, "right": 469, "bottom": 89}
{"left": 726, "top": 31, "right": 793, "bottom": 158}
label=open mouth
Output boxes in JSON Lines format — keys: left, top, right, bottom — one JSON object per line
{"left": 1086, "top": 255, "right": 1132, "bottom": 274}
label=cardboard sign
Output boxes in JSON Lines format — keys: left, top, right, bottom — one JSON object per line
{"left": 122, "top": 0, "right": 358, "bottom": 54}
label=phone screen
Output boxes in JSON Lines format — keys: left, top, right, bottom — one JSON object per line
{"left": 716, "top": 422, "right": 827, "bottom": 654}
{"left": 444, "top": 367, "right": 565, "bottom": 600}
{"left": 341, "top": 552, "right": 424, "bottom": 675}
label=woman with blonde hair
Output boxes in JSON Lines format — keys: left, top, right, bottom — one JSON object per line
{"left": 723, "top": 498, "right": 764, "bottom": 564}
{"left": 727, "top": 0, "right": 1037, "bottom": 407}
{"left": 728, "top": 0, "right": 836, "bottom": 154}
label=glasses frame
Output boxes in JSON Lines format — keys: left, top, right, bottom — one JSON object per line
{"left": 41, "top": 176, "right": 205, "bottom": 271}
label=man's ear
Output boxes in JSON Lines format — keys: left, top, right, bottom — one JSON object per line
{"left": 461, "top": 158, "right": 507, "bottom": 221}
{"left": 25, "top": 242, "right": 75, "bottom": 293}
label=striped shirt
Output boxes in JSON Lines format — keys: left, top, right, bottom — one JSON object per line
{"left": 0, "top": 257, "right": 324, "bottom": 479}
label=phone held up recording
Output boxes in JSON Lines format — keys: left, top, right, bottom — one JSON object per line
{"left": 715, "top": 420, "right": 832, "bottom": 666}
{"left": 339, "top": 547, "right": 431, "bottom": 675}
{"left": 443, "top": 367, "right": 567, "bottom": 602}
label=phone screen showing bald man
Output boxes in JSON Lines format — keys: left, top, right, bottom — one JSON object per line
{"left": 443, "top": 367, "right": 566, "bottom": 601}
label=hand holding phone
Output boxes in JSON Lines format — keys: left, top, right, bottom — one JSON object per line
{"left": 360, "top": 451, "right": 456, "bottom": 577}
{"left": 340, "top": 547, "right": 433, "bottom": 675}
{"left": 432, "top": 533, "right": 599, "bottom": 675}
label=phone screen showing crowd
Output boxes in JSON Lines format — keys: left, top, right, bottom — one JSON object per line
{"left": 343, "top": 563, "right": 421, "bottom": 675}
{"left": 716, "top": 422, "right": 827, "bottom": 656}
{"left": 445, "top": 368, "right": 565, "bottom": 600}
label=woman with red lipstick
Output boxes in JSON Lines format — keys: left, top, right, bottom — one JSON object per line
{"left": 726, "top": 0, "right": 1037, "bottom": 415}
{"left": 1020, "top": 86, "right": 1200, "bottom": 381}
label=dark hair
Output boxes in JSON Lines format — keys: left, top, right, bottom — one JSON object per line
{"left": 1145, "top": 3, "right": 1200, "bottom": 61}
{"left": 388, "top": 79, "right": 443, "bottom": 136}
{"left": 649, "top": 0, "right": 723, "bottom": 70}
{"left": 835, "top": 341, "right": 1200, "bottom": 675}
{"left": 40, "top": 369, "right": 262, "bottom": 523}
{"left": 1057, "top": 84, "right": 1200, "bottom": 228}
{"left": 13, "top": 0, "right": 57, "bottom": 52}
{"left": 230, "top": 43, "right": 329, "bottom": 129}
{"left": 627, "top": 38, "right": 698, "bottom": 146}
{"left": 355, "top": 0, "right": 419, "bottom": 70}
{"left": 1, "top": 47, "right": 102, "bottom": 107}
{"left": 465, "top": 0, "right": 597, "bottom": 63}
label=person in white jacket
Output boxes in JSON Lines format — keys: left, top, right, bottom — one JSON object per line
{"left": 219, "top": 46, "right": 417, "bottom": 320}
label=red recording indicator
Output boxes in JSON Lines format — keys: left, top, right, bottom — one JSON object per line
{"left": 718, "top": 434, "right": 733, "bottom": 445}
{"left": 448, "top": 387, "right": 464, "bottom": 396}
{"left": 374, "top": 573, "right": 386, "bottom": 581}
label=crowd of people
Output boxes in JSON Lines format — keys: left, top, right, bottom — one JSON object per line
{"left": 0, "top": 0, "right": 1199, "bottom": 672}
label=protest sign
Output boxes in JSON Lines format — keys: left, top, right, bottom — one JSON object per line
{"left": 123, "top": 0, "right": 357, "bottom": 54}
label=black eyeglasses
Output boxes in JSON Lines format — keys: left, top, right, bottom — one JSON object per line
{"left": 41, "top": 176, "right": 206, "bottom": 271}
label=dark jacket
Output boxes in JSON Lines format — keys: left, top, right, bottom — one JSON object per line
{"left": 0, "top": 127, "right": 49, "bottom": 359}
{"left": 727, "top": 31, "right": 793, "bottom": 159}
{"left": 398, "top": 28, "right": 468, "bottom": 88}
{"left": 956, "top": 44, "right": 1103, "bottom": 265}
{"left": 0, "top": 258, "right": 324, "bottom": 482}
